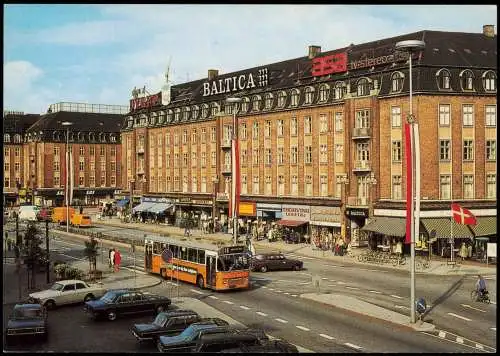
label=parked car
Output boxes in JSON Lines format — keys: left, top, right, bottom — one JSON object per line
{"left": 250, "top": 253, "right": 303, "bottom": 272}
{"left": 85, "top": 290, "right": 171, "bottom": 321}
{"left": 193, "top": 331, "right": 264, "bottom": 352}
{"left": 157, "top": 324, "right": 267, "bottom": 353}
{"left": 132, "top": 309, "right": 228, "bottom": 342}
{"left": 36, "top": 207, "right": 52, "bottom": 221}
{"left": 220, "top": 339, "right": 299, "bottom": 353}
{"left": 5, "top": 304, "right": 48, "bottom": 345}
{"left": 28, "top": 280, "right": 107, "bottom": 309}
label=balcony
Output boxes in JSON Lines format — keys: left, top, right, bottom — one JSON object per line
{"left": 353, "top": 160, "right": 371, "bottom": 172}
{"left": 221, "top": 139, "right": 232, "bottom": 149}
{"left": 346, "top": 196, "right": 369, "bottom": 207}
{"left": 221, "top": 164, "right": 232, "bottom": 175}
{"left": 137, "top": 168, "right": 145, "bottom": 175}
{"left": 352, "top": 127, "right": 372, "bottom": 140}
{"left": 137, "top": 147, "right": 145, "bottom": 155}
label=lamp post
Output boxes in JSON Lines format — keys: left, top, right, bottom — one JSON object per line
{"left": 366, "top": 172, "right": 377, "bottom": 219}
{"left": 61, "top": 121, "right": 73, "bottom": 233}
{"left": 226, "top": 97, "right": 242, "bottom": 245}
{"left": 337, "top": 174, "right": 349, "bottom": 242}
{"left": 212, "top": 176, "right": 219, "bottom": 230}
{"left": 395, "top": 39, "right": 426, "bottom": 324}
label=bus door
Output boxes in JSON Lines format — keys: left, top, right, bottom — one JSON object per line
{"left": 205, "top": 251, "right": 217, "bottom": 289}
{"left": 145, "top": 242, "right": 153, "bottom": 271}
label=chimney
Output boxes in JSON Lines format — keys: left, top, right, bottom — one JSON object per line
{"left": 308, "top": 45, "right": 321, "bottom": 59}
{"left": 483, "top": 25, "right": 495, "bottom": 38}
{"left": 208, "top": 69, "right": 219, "bottom": 80}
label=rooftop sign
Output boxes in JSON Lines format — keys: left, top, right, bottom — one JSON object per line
{"left": 202, "top": 68, "right": 269, "bottom": 97}
{"left": 129, "top": 92, "right": 162, "bottom": 112}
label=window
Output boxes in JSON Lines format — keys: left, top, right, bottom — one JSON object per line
{"left": 211, "top": 103, "right": 219, "bottom": 116}
{"left": 192, "top": 176, "right": 197, "bottom": 192}
{"left": 4, "top": 134, "right": 10, "bottom": 143}
{"left": 319, "top": 84, "right": 329, "bottom": 102}
{"left": 392, "top": 141, "right": 402, "bottom": 162}
{"left": 439, "top": 104, "right": 451, "bottom": 126}
{"left": 355, "top": 109, "right": 370, "bottom": 129}
{"left": 463, "top": 175, "right": 474, "bottom": 199}
{"left": 357, "top": 78, "right": 370, "bottom": 96}
{"left": 183, "top": 107, "right": 190, "bottom": 121}
{"left": 191, "top": 152, "right": 197, "bottom": 167}
{"left": 335, "top": 144, "right": 343, "bottom": 163}
{"left": 277, "top": 120, "right": 284, "bottom": 136}
{"left": 13, "top": 162, "right": 20, "bottom": 172}
{"left": 90, "top": 162, "right": 95, "bottom": 171}
{"left": 277, "top": 147, "right": 284, "bottom": 164}
{"left": 201, "top": 152, "right": 206, "bottom": 167}
{"left": 89, "top": 146, "right": 94, "bottom": 156}
{"left": 79, "top": 146, "right": 85, "bottom": 155}
{"left": 4, "top": 162, "right": 10, "bottom": 172}
{"left": 485, "top": 105, "right": 496, "bottom": 126}
{"left": 486, "top": 140, "right": 496, "bottom": 160}
{"left": 335, "top": 112, "right": 343, "bottom": 132}
{"left": 483, "top": 71, "right": 497, "bottom": 91}
{"left": 392, "top": 175, "right": 402, "bottom": 199}
{"left": 192, "top": 105, "right": 199, "bottom": 119}
{"left": 100, "top": 146, "right": 105, "bottom": 156}
{"left": 320, "top": 144, "right": 328, "bottom": 163}
{"left": 334, "top": 82, "right": 345, "bottom": 100}
{"left": 320, "top": 175, "right": 328, "bottom": 196}
{"left": 463, "top": 140, "right": 474, "bottom": 160}
{"left": 277, "top": 91, "right": 286, "bottom": 108}
{"left": 174, "top": 108, "right": 181, "bottom": 121}
{"left": 440, "top": 175, "right": 451, "bottom": 199}
{"left": 182, "top": 176, "right": 188, "bottom": 192}
{"left": 265, "top": 149, "right": 272, "bottom": 165}
{"left": 100, "top": 174, "right": 106, "bottom": 187}
{"left": 79, "top": 176, "right": 85, "bottom": 186}
{"left": 290, "top": 89, "right": 299, "bottom": 107}
{"left": 462, "top": 104, "right": 474, "bottom": 126}
{"left": 15, "top": 147, "right": 20, "bottom": 157}
{"left": 252, "top": 96, "right": 261, "bottom": 111}
{"left": 440, "top": 140, "right": 451, "bottom": 160}
{"left": 304, "top": 87, "right": 314, "bottom": 104}
{"left": 291, "top": 175, "right": 298, "bottom": 195}
{"left": 240, "top": 98, "right": 249, "bottom": 113}
{"left": 165, "top": 133, "right": 171, "bottom": 146}
{"left": 437, "top": 69, "right": 451, "bottom": 90}
{"left": 391, "top": 72, "right": 404, "bottom": 92}
{"left": 240, "top": 123, "right": 247, "bottom": 139}
{"left": 305, "top": 175, "right": 313, "bottom": 196}
{"left": 183, "top": 130, "right": 188, "bottom": 144}
{"left": 460, "top": 70, "right": 474, "bottom": 91}
{"left": 200, "top": 128, "right": 206, "bottom": 143}
{"left": 211, "top": 127, "right": 216, "bottom": 142}
{"left": 240, "top": 149, "right": 247, "bottom": 166}
{"left": 319, "top": 114, "right": 328, "bottom": 133}
{"left": 183, "top": 153, "right": 188, "bottom": 166}
{"left": 305, "top": 146, "right": 312, "bottom": 164}
{"left": 290, "top": 146, "right": 298, "bottom": 164}
{"left": 241, "top": 175, "right": 247, "bottom": 194}
{"left": 265, "top": 121, "right": 271, "bottom": 137}
{"left": 304, "top": 116, "right": 312, "bottom": 134}
{"left": 201, "top": 104, "right": 209, "bottom": 118}
{"left": 4, "top": 147, "right": 9, "bottom": 158}
{"left": 88, "top": 176, "right": 94, "bottom": 187}
{"left": 278, "top": 175, "right": 284, "bottom": 196}
{"left": 290, "top": 117, "right": 298, "bottom": 136}
{"left": 79, "top": 161, "right": 84, "bottom": 170}
{"left": 265, "top": 176, "right": 272, "bottom": 195}
{"left": 252, "top": 149, "right": 259, "bottom": 165}
{"left": 486, "top": 173, "right": 496, "bottom": 198}
{"left": 191, "top": 129, "right": 197, "bottom": 144}
{"left": 110, "top": 162, "right": 116, "bottom": 172}
{"left": 264, "top": 93, "right": 273, "bottom": 109}
{"left": 174, "top": 153, "right": 180, "bottom": 167}
{"left": 253, "top": 176, "right": 259, "bottom": 194}
{"left": 209, "top": 151, "right": 215, "bottom": 167}
{"left": 252, "top": 122, "right": 259, "bottom": 139}
{"left": 391, "top": 107, "right": 402, "bottom": 127}
{"left": 356, "top": 143, "right": 370, "bottom": 161}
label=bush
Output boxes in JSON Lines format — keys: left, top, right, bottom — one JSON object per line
{"left": 65, "top": 267, "right": 84, "bottom": 280}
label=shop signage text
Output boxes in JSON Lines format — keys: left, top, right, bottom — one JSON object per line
{"left": 348, "top": 209, "right": 367, "bottom": 217}
{"left": 216, "top": 192, "right": 229, "bottom": 201}
{"left": 143, "top": 197, "right": 172, "bottom": 203}
{"left": 202, "top": 68, "right": 268, "bottom": 97}
{"left": 239, "top": 202, "right": 256, "bottom": 216}
{"left": 86, "top": 190, "right": 95, "bottom": 195}
{"left": 129, "top": 92, "right": 162, "bottom": 112}
{"left": 310, "top": 206, "right": 341, "bottom": 223}
{"left": 281, "top": 205, "right": 310, "bottom": 221}
{"left": 192, "top": 200, "right": 212, "bottom": 205}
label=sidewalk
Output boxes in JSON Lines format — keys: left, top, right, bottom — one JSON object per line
{"left": 91, "top": 216, "right": 496, "bottom": 277}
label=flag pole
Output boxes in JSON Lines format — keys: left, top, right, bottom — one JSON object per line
{"left": 450, "top": 207, "right": 454, "bottom": 263}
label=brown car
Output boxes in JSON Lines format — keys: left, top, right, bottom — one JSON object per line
{"left": 250, "top": 253, "right": 303, "bottom": 273}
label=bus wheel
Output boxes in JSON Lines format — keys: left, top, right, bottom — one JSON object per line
{"left": 197, "top": 275, "right": 205, "bottom": 289}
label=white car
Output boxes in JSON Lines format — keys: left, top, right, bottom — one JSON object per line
{"left": 28, "top": 280, "right": 107, "bottom": 309}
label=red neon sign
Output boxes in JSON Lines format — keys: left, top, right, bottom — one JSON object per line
{"left": 129, "top": 92, "right": 162, "bottom": 112}
{"left": 312, "top": 52, "right": 347, "bottom": 76}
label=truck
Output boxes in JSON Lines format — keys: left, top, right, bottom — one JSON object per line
{"left": 51, "top": 207, "right": 75, "bottom": 224}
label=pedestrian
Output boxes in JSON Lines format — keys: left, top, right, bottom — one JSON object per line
{"left": 79, "top": 206, "right": 83, "bottom": 214}
{"left": 110, "top": 248, "right": 115, "bottom": 271}
{"left": 114, "top": 249, "right": 121, "bottom": 273}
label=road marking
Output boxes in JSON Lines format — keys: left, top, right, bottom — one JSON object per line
{"left": 276, "top": 290, "right": 282, "bottom": 293}
{"left": 291, "top": 294, "right": 298, "bottom": 297}
{"left": 337, "top": 281, "right": 346, "bottom": 285}
{"left": 208, "top": 295, "right": 218, "bottom": 299}
{"left": 490, "top": 301, "right": 496, "bottom": 305}
{"left": 390, "top": 294, "right": 403, "bottom": 299}
{"left": 269, "top": 288, "right": 275, "bottom": 291}
{"left": 321, "top": 277, "right": 329, "bottom": 280}
{"left": 122, "top": 267, "right": 147, "bottom": 275}
{"left": 345, "top": 342, "right": 363, "bottom": 350}
{"left": 296, "top": 325, "right": 310, "bottom": 331}
{"left": 284, "top": 292, "right": 290, "bottom": 295}
{"left": 476, "top": 344, "right": 484, "bottom": 350}
{"left": 345, "top": 286, "right": 359, "bottom": 290}
{"left": 369, "top": 290, "right": 382, "bottom": 294}
{"left": 262, "top": 286, "right": 268, "bottom": 289}
{"left": 275, "top": 318, "right": 288, "bottom": 324}
{"left": 256, "top": 311, "right": 268, "bottom": 317}
{"left": 58, "top": 253, "right": 85, "bottom": 261}
{"left": 456, "top": 336, "right": 464, "bottom": 344}
{"left": 240, "top": 305, "right": 250, "bottom": 310}
{"left": 438, "top": 331, "right": 446, "bottom": 338}
{"left": 319, "top": 333, "right": 335, "bottom": 340}
{"left": 447, "top": 312, "right": 472, "bottom": 321}
{"left": 223, "top": 300, "right": 234, "bottom": 305}
{"left": 460, "top": 304, "right": 486, "bottom": 313}
{"left": 190, "top": 289, "right": 205, "bottom": 295}
{"left": 491, "top": 327, "right": 496, "bottom": 331}
{"left": 327, "top": 284, "right": 336, "bottom": 287}
{"left": 395, "top": 305, "right": 409, "bottom": 310}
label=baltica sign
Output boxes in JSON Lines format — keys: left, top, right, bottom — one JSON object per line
{"left": 202, "top": 68, "right": 269, "bottom": 97}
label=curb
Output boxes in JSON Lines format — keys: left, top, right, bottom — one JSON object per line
{"left": 422, "top": 329, "right": 496, "bottom": 353}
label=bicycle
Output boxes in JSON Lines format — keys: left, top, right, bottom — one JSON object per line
{"left": 392, "top": 255, "right": 406, "bottom": 266}
{"left": 470, "top": 290, "right": 490, "bottom": 304}
{"left": 416, "top": 258, "right": 430, "bottom": 270}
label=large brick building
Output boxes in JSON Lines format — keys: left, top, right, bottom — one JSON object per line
{"left": 122, "top": 26, "right": 496, "bottom": 254}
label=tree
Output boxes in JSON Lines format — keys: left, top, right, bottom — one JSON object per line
{"left": 22, "top": 222, "right": 48, "bottom": 288}
{"left": 83, "top": 237, "right": 99, "bottom": 272}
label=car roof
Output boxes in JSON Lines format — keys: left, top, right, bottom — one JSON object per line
{"left": 190, "top": 323, "right": 229, "bottom": 332}
{"left": 199, "top": 331, "right": 260, "bottom": 343}
{"left": 57, "top": 280, "right": 87, "bottom": 284}
{"left": 159, "top": 309, "right": 198, "bottom": 317}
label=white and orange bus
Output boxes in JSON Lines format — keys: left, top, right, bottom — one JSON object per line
{"left": 144, "top": 235, "right": 250, "bottom": 291}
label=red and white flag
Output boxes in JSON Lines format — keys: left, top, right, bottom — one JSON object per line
{"left": 451, "top": 203, "right": 477, "bottom": 225}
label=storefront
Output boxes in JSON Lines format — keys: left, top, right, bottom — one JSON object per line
{"left": 277, "top": 204, "right": 310, "bottom": 243}
{"left": 347, "top": 208, "right": 369, "bottom": 247}
{"left": 310, "top": 206, "right": 343, "bottom": 249}
{"left": 238, "top": 201, "right": 257, "bottom": 234}
{"left": 421, "top": 217, "right": 474, "bottom": 259}
{"left": 361, "top": 216, "right": 407, "bottom": 253}
{"left": 256, "top": 203, "right": 282, "bottom": 221}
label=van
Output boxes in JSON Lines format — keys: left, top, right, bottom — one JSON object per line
{"left": 70, "top": 213, "right": 92, "bottom": 228}
{"left": 18, "top": 205, "right": 40, "bottom": 221}
{"left": 51, "top": 207, "right": 75, "bottom": 224}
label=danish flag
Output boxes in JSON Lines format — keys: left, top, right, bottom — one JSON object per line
{"left": 451, "top": 203, "right": 477, "bottom": 225}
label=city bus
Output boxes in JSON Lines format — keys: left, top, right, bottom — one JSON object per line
{"left": 144, "top": 235, "right": 250, "bottom": 291}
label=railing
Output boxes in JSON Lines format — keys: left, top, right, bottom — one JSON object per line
{"left": 353, "top": 160, "right": 371, "bottom": 171}
{"left": 347, "top": 196, "right": 368, "bottom": 207}
{"left": 137, "top": 147, "right": 145, "bottom": 154}
{"left": 221, "top": 140, "right": 232, "bottom": 149}
{"left": 352, "top": 127, "right": 372, "bottom": 139}
{"left": 221, "top": 164, "right": 232, "bottom": 174}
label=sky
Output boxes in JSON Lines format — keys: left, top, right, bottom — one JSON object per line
{"left": 3, "top": 4, "right": 497, "bottom": 114}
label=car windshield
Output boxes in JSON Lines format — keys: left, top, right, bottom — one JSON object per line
{"left": 217, "top": 253, "right": 250, "bottom": 272}
{"left": 100, "top": 291, "right": 118, "bottom": 303}
{"left": 13, "top": 307, "right": 43, "bottom": 319}
{"left": 153, "top": 313, "right": 168, "bottom": 326}
{"left": 50, "top": 283, "right": 64, "bottom": 291}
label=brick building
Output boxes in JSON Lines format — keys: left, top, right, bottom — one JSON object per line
{"left": 122, "top": 26, "right": 496, "bottom": 254}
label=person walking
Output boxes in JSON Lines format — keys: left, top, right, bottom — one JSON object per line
{"left": 114, "top": 249, "right": 122, "bottom": 273}
{"left": 109, "top": 248, "right": 115, "bottom": 271}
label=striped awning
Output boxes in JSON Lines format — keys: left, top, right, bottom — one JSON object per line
{"left": 361, "top": 217, "right": 406, "bottom": 237}
{"left": 132, "top": 201, "right": 156, "bottom": 213}
{"left": 148, "top": 203, "right": 173, "bottom": 214}
{"left": 468, "top": 216, "right": 497, "bottom": 237}
{"left": 421, "top": 218, "right": 473, "bottom": 239}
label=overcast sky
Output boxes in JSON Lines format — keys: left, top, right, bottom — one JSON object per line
{"left": 3, "top": 4, "right": 497, "bottom": 114}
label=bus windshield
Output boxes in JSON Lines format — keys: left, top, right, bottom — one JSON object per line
{"left": 217, "top": 253, "right": 250, "bottom": 272}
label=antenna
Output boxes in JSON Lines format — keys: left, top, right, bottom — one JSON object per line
{"left": 165, "top": 57, "right": 172, "bottom": 84}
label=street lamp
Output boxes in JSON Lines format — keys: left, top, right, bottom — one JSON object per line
{"left": 226, "top": 97, "right": 242, "bottom": 245}
{"left": 366, "top": 172, "right": 377, "bottom": 218}
{"left": 61, "top": 121, "right": 73, "bottom": 233}
{"left": 337, "top": 174, "right": 349, "bottom": 242}
{"left": 395, "top": 39, "right": 425, "bottom": 324}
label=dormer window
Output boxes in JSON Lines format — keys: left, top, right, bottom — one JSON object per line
{"left": 460, "top": 70, "right": 474, "bottom": 91}
{"left": 356, "top": 78, "right": 370, "bottom": 96}
{"left": 167, "top": 109, "right": 174, "bottom": 122}
{"left": 211, "top": 102, "right": 219, "bottom": 116}
{"left": 226, "top": 103, "right": 233, "bottom": 115}
{"left": 333, "top": 82, "right": 345, "bottom": 100}
{"left": 110, "top": 134, "right": 116, "bottom": 143}
{"left": 277, "top": 91, "right": 286, "bottom": 108}
{"left": 240, "top": 97, "right": 249, "bottom": 113}
{"left": 304, "top": 87, "right": 314, "bottom": 105}
{"left": 174, "top": 108, "right": 181, "bottom": 121}
{"left": 4, "top": 134, "right": 10, "bottom": 143}
{"left": 290, "top": 89, "right": 300, "bottom": 107}
{"left": 437, "top": 69, "right": 451, "bottom": 90}
{"left": 183, "top": 107, "right": 190, "bottom": 121}
{"left": 89, "top": 133, "right": 95, "bottom": 142}
{"left": 252, "top": 95, "right": 262, "bottom": 111}
{"left": 318, "top": 84, "right": 329, "bottom": 102}
{"left": 201, "top": 104, "right": 209, "bottom": 118}
{"left": 391, "top": 72, "right": 404, "bottom": 92}
{"left": 483, "top": 71, "right": 497, "bottom": 91}
{"left": 77, "top": 132, "right": 84, "bottom": 142}
{"left": 192, "top": 105, "right": 199, "bottom": 120}
{"left": 264, "top": 93, "right": 273, "bottom": 109}
{"left": 158, "top": 111, "right": 165, "bottom": 123}
{"left": 13, "top": 134, "right": 22, "bottom": 143}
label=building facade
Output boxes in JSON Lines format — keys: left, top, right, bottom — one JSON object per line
{"left": 122, "top": 26, "right": 497, "bottom": 252}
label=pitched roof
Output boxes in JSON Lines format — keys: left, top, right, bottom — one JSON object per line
{"left": 26, "top": 111, "right": 123, "bottom": 134}
{"left": 3, "top": 113, "right": 41, "bottom": 134}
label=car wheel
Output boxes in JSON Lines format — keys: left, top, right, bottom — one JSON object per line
{"left": 107, "top": 310, "right": 117, "bottom": 321}
{"left": 260, "top": 265, "right": 268, "bottom": 273}
{"left": 293, "top": 264, "right": 301, "bottom": 271}
{"left": 197, "top": 275, "right": 205, "bottom": 289}
{"left": 84, "top": 294, "right": 95, "bottom": 302}
{"left": 45, "top": 300, "right": 56, "bottom": 310}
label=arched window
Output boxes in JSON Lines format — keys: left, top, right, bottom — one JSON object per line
{"left": 201, "top": 104, "right": 209, "bottom": 118}
{"left": 391, "top": 72, "right": 404, "bottom": 92}
{"left": 356, "top": 78, "right": 370, "bottom": 96}
{"left": 304, "top": 86, "right": 314, "bottom": 104}
{"left": 89, "top": 133, "right": 95, "bottom": 142}
{"left": 252, "top": 95, "right": 262, "bottom": 111}
{"left": 77, "top": 132, "right": 84, "bottom": 142}
{"left": 4, "top": 134, "right": 10, "bottom": 143}
{"left": 191, "top": 105, "right": 199, "bottom": 120}
{"left": 264, "top": 93, "right": 273, "bottom": 109}
{"left": 158, "top": 111, "right": 165, "bottom": 123}
{"left": 150, "top": 113, "right": 157, "bottom": 125}
{"left": 333, "top": 82, "right": 345, "bottom": 100}
{"left": 174, "top": 108, "right": 181, "bottom": 121}
{"left": 183, "top": 107, "right": 190, "bottom": 121}
{"left": 240, "top": 97, "right": 250, "bottom": 113}
{"left": 211, "top": 102, "right": 219, "bottom": 116}
{"left": 318, "top": 84, "right": 329, "bottom": 102}
{"left": 290, "top": 89, "right": 300, "bottom": 107}
{"left": 460, "top": 70, "right": 474, "bottom": 91}
{"left": 277, "top": 91, "right": 287, "bottom": 108}
{"left": 167, "top": 109, "right": 174, "bottom": 122}
{"left": 436, "top": 69, "right": 451, "bottom": 90}
{"left": 52, "top": 131, "right": 59, "bottom": 141}
{"left": 482, "top": 71, "right": 497, "bottom": 91}
{"left": 13, "top": 134, "right": 22, "bottom": 143}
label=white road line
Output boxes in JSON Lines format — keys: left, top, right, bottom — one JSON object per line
{"left": 190, "top": 289, "right": 205, "bottom": 295}
{"left": 275, "top": 318, "right": 288, "bottom": 324}
{"left": 262, "top": 286, "right": 268, "bottom": 289}
{"left": 284, "top": 292, "right": 290, "bottom": 295}
{"left": 345, "top": 286, "right": 359, "bottom": 290}
{"left": 491, "top": 327, "right": 496, "bottom": 331}
{"left": 447, "top": 312, "right": 472, "bottom": 321}
{"left": 319, "top": 333, "right": 335, "bottom": 340}
{"left": 438, "top": 331, "right": 446, "bottom": 338}
{"left": 390, "top": 294, "right": 403, "bottom": 299}
{"left": 345, "top": 342, "right": 363, "bottom": 350}
{"left": 460, "top": 304, "right": 486, "bottom": 313}
{"left": 395, "top": 305, "right": 410, "bottom": 310}
{"left": 327, "top": 284, "right": 336, "bottom": 287}
{"left": 321, "top": 277, "right": 329, "bottom": 280}
{"left": 256, "top": 311, "right": 268, "bottom": 317}
{"left": 301, "top": 257, "right": 314, "bottom": 260}
{"left": 296, "top": 325, "right": 310, "bottom": 331}
{"left": 208, "top": 295, "right": 218, "bottom": 299}
{"left": 240, "top": 305, "right": 250, "bottom": 310}
{"left": 269, "top": 288, "right": 275, "bottom": 291}
{"left": 476, "top": 344, "right": 484, "bottom": 350}
{"left": 337, "top": 281, "right": 346, "bottom": 285}
{"left": 223, "top": 300, "right": 234, "bottom": 305}
{"left": 456, "top": 336, "right": 464, "bottom": 344}
{"left": 490, "top": 301, "right": 496, "bottom": 305}
{"left": 291, "top": 294, "right": 298, "bottom": 297}
{"left": 369, "top": 290, "right": 382, "bottom": 294}
{"left": 276, "top": 290, "right": 283, "bottom": 293}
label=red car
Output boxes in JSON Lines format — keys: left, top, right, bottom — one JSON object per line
{"left": 36, "top": 208, "right": 52, "bottom": 222}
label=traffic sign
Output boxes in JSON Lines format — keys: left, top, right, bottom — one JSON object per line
{"left": 161, "top": 249, "right": 173, "bottom": 263}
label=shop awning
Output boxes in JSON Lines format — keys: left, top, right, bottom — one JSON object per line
{"left": 132, "top": 201, "right": 156, "bottom": 213}
{"left": 116, "top": 198, "right": 129, "bottom": 207}
{"left": 468, "top": 216, "right": 496, "bottom": 237}
{"left": 361, "top": 217, "right": 406, "bottom": 237}
{"left": 421, "top": 218, "right": 473, "bottom": 239}
{"left": 277, "top": 219, "right": 308, "bottom": 227}
{"left": 148, "top": 203, "right": 173, "bottom": 214}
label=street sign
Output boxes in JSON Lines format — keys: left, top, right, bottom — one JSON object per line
{"left": 161, "top": 249, "right": 173, "bottom": 263}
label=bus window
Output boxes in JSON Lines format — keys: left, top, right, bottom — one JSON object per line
{"left": 198, "top": 250, "right": 205, "bottom": 264}
{"left": 187, "top": 248, "right": 197, "bottom": 263}
{"left": 153, "top": 242, "right": 161, "bottom": 254}
{"left": 217, "top": 257, "right": 226, "bottom": 272}
{"left": 180, "top": 247, "right": 188, "bottom": 260}
{"left": 171, "top": 245, "right": 179, "bottom": 258}
{"left": 160, "top": 242, "right": 167, "bottom": 251}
